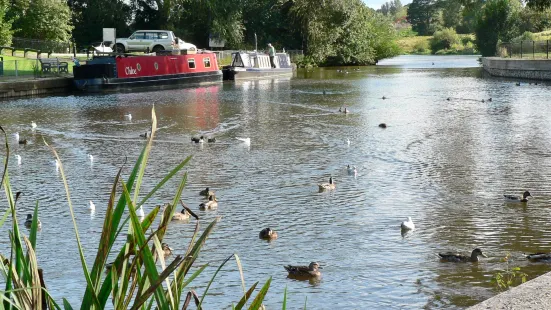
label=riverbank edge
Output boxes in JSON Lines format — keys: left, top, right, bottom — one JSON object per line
{"left": 482, "top": 57, "right": 551, "bottom": 80}
{"left": 468, "top": 271, "right": 551, "bottom": 309}
{"left": 0, "top": 77, "right": 73, "bottom": 99}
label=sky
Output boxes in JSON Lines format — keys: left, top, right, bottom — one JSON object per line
{"left": 362, "top": 0, "right": 413, "bottom": 9}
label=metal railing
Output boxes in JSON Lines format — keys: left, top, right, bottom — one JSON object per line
{"left": 213, "top": 49, "right": 303, "bottom": 65}
{"left": 498, "top": 41, "right": 551, "bottom": 59}
{"left": 0, "top": 58, "right": 74, "bottom": 79}
{"left": 12, "top": 37, "right": 72, "bottom": 54}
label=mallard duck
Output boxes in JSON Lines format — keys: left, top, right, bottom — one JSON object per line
{"left": 488, "top": 98, "right": 493, "bottom": 102}
{"left": 199, "top": 187, "right": 215, "bottom": 197}
{"left": 379, "top": 123, "right": 387, "bottom": 128}
{"left": 199, "top": 195, "right": 218, "bottom": 210}
{"left": 24, "top": 214, "right": 41, "bottom": 229}
{"left": 438, "top": 248, "right": 487, "bottom": 262}
{"left": 318, "top": 177, "right": 335, "bottom": 191}
{"left": 339, "top": 107, "right": 343, "bottom": 112}
{"left": 259, "top": 228, "right": 278, "bottom": 240}
{"left": 172, "top": 208, "right": 190, "bottom": 221}
{"left": 18, "top": 139, "right": 27, "bottom": 145}
{"left": 191, "top": 136, "right": 204, "bottom": 143}
{"left": 382, "top": 96, "right": 387, "bottom": 100}
{"left": 504, "top": 191, "right": 532, "bottom": 203}
{"left": 525, "top": 252, "right": 551, "bottom": 261}
{"left": 400, "top": 217, "right": 415, "bottom": 231}
{"left": 515, "top": 82, "right": 521, "bottom": 86}
{"left": 284, "top": 262, "right": 321, "bottom": 278}
{"left": 343, "top": 108, "right": 349, "bottom": 114}
{"left": 139, "top": 132, "right": 149, "bottom": 138}
{"left": 207, "top": 137, "right": 216, "bottom": 143}
{"left": 161, "top": 243, "right": 173, "bottom": 257}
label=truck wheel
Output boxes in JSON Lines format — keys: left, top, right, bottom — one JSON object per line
{"left": 115, "top": 44, "right": 125, "bottom": 53}
{"left": 152, "top": 45, "right": 164, "bottom": 53}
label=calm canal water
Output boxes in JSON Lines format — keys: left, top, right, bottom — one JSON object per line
{"left": 1, "top": 55, "right": 551, "bottom": 309}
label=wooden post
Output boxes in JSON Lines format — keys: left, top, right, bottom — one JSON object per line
{"left": 520, "top": 41, "right": 523, "bottom": 58}
{"left": 533, "top": 41, "right": 535, "bottom": 58}
{"left": 547, "top": 40, "right": 549, "bottom": 59}
{"left": 38, "top": 268, "right": 48, "bottom": 309}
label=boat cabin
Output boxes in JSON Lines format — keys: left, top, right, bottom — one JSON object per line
{"left": 231, "top": 52, "right": 292, "bottom": 69}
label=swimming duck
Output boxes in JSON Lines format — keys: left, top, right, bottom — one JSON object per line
{"left": 259, "top": 228, "right": 278, "bottom": 240}
{"left": 379, "top": 123, "right": 387, "bottom": 128}
{"left": 339, "top": 107, "right": 343, "bottom": 112}
{"left": 199, "top": 187, "right": 215, "bottom": 197}
{"left": 504, "top": 191, "right": 532, "bottom": 203}
{"left": 191, "top": 136, "right": 204, "bottom": 143}
{"left": 382, "top": 96, "right": 387, "bottom": 100}
{"left": 525, "top": 252, "right": 551, "bottom": 261}
{"left": 400, "top": 217, "right": 415, "bottom": 231}
{"left": 515, "top": 82, "right": 521, "bottom": 86}
{"left": 346, "top": 165, "right": 357, "bottom": 176}
{"left": 343, "top": 108, "right": 349, "bottom": 114}
{"left": 18, "top": 139, "right": 27, "bottom": 145}
{"left": 488, "top": 98, "right": 492, "bottom": 102}
{"left": 318, "top": 177, "right": 336, "bottom": 191}
{"left": 199, "top": 195, "right": 218, "bottom": 210}
{"left": 284, "top": 262, "right": 321, "bottom": 278}
{"left": 161, "top": 243, "right": 173, "bottom": 257}
{"left": 438, "top": 248, "right": 487, "bottom": 263}
{"left": 172, "top": 208, "right": 190, "bottom": 221}
{"left": 207, "top": 137, "right": 216, "bottom": 143}
{"left": 24, "top": 214, "right": 41, "bottom": 229}
{"left": 139, "top": 132, "right": 149, "bottom": 138}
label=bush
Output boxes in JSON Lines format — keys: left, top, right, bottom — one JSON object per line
{"left": 430, "top": 28, "right": 460, "bottom": 54}
{"left": 512, "top": 31, "right": 536, "bottom": 43}
{"left": 413, "top": 39, "right": 430, "bottom": 53}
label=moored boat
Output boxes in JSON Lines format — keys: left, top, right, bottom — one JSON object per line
{"left": 222, "top": 51, "right": 294, "bottom": 80}
{"left": 73, "top": 51, "right": 222, "bottom": 92}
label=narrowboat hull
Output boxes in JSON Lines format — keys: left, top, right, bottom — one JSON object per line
{"left": 222, "top": 67, "right": 293, "bottom": 81}
{"left": 73, "top": 52, "right": 222, "bottom": 92}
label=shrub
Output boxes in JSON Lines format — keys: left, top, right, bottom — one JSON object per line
{"left": 430, "top": 28, "right": 460, "bottom": 54}
{"left": 512, "top": 31, "right": 536, "bottom": 43}
{"left": 413, "top": 39, "right": 430, "bottom": 53}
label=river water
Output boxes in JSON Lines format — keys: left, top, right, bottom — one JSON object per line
{"left": 1, "top": 55, "right": 551, "bottom": 309}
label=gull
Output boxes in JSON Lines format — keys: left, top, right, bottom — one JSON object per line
{"left": 55, "top": 159, "right": 60, "bottom": 170}
{"left": 15, "top": 155, "right": 21, "bottom": 165}
{"left": 236, "top": 137, "right": 251, "bottom": 145}
{"left": 124, "top": 113, "right": 132, "bottom": 121}
{"left": 347, "top": 138, "right": 350, "bottom": 146}
{"left": 137, "top": 206, "right": 145, "bottom": 218}
{"left": 88, "top": 154, "right": 94, "bottom": 162}
{"left": 14, "top": 132, "right": 19, "bottom": 141}
{"left": 401, "top": 217, "right": 415, "bottom": 231}
{"left": 31, "top": 121, "right": 37, "bottom": 129}
{"left": 89, "top": 201, "right": 96, "bottom": 211}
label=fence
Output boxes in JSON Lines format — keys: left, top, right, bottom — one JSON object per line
{"left": 12, "top": 37, "right": 72, "bottom": 54}
{"left": 0, "top": 58, "right": 74, "bottom": 79}
{"left": 498, "top": 41, "right": 551, "bottom": 59}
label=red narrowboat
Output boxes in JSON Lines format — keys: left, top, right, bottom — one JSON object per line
{"left": 73, "top": 51, "right": 222, "bottom": 92}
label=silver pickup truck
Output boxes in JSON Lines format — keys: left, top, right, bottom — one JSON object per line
{"left": 113, "top": 30, "right": 197, "bottom": 53}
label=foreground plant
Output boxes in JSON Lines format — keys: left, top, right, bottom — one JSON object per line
{"left": 490, "top": 253, "right": 527, "bottom": 292}
{"left": 0, "top": 107, "right": 271, "bottom": 309}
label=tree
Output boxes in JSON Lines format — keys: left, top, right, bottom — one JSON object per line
{"left": 475, "top": 0, "right": 522, "bottom": 56}
{"left": 0, "top": 0, "right": 13, "bottom": 46}
{"left": 440, "top": 0, "right": 463, "bottom": 30}
{"left": 8, "top": 0, "right": 72, "bottom": 42}
{"left": 407, "top": 0, "right": 438, "bottom": 35}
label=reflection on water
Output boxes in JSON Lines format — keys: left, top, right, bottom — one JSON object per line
{"left": 1, "top": 55, "right": 551, "bottom": 309}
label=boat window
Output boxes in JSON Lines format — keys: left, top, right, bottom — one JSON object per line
{"left": 188, "top": 58, "right": 196, "bottom": 69}
{"left": 203, "top": 57, "right": 211, "bottom": 68}
{"left": 159, "top": 32, "right": 169, "bottom": 39}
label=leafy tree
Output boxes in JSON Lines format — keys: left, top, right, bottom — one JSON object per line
{"left": 440, "top": 0, "right": 463, "bottom": 30}
{"left": 8, "top": 0, "right": 72, "bottom": 42}
{"left": 0, "top": 0, "right": 13, "bottom": 46}
{"left": 430, "top": 27, "right": 460, "bottom": 52}
{"left": 407, "top": 0, "right": 438, "bottom": 35}
{"left": 474, "top": 0, "right": 522, "bottom": 56}
{"left": 69, "top": 0, "right": 132, "bottom": 46}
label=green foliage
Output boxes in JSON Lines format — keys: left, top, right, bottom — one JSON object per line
{"left": 8, "top": 0, "right": 73, "bottom": 42}
{"left": 490, "top": 254, "right": 528, "bottom": 291}
{"left": 430, "top": 27, "right": 460, "bottom": 52}
{"left": 0, "top": 0, "right": 12, "bottom": 46}
{"left": 474, "top": 0, "right": 522, "bottom": 56}
{"left": 512, "top": 31, "right": 536, "bottom": 43}
{"left": 407, "top": 0, "right": 438, "bottom": 35}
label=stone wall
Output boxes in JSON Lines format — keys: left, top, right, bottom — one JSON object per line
{"left": 482, "top": 57, "right": 551, "bottom": 80}
{"left": 0, "top": 77, "right": 73, "bottom": 99}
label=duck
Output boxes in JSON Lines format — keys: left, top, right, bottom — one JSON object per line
{"left": 515, "top": 82, "right": 521, "bottom": 86}
{"left": 504, "top": 191, "right": 532, "bottom": 203}
{"left": 322, "top": 90, "right": 326, "bottom": 95}
{"left": 284, "top": 262, "right": 321, "bottom": 278}
{"left": 89, "top": 201, "right": 96, "bottom": 211}
{"left": 199, "top": 195, "right": 218, "bottom": 210}
{"left": 199, "top": 187, "right": 215, "bottom": 197}
{"left": 207, "top": 137, "right": 216, "bottom": 143}
{"left": 139, "top": 132, "right": 149, "bottom": 138}
{"left": 172, "top": 208, "right": 190, "bottom": 221}
{"left": 259, "top": 228, "right": 278, "bottom": 240}
{"left": 124, "top": 113, "right": 132, "bottom": 121}
{"left": 31, "top": 121, "right": 37, "bottom": 129}
{"left": 400, "top": 217, "right": 415, "bottom": 231}
{"left": 318, "top": 177, "right": 336, "bottom": 191}
{"left": 342, "top": 108, "right": 349, "bottom": 114}
{"left": 488, "top": 98, "right": 493, "bottom": 102}
{"left": 378, "top": 123, "right": 387, "bottom": 128}
{"left": 339, "top": 107, "right": 343, "bottom": 112}
{"left": 481, "top": 99, "right": 485, "bottom": 103}
{"left": 525, "top": 252, "right": 551, "bottom": 261}
{"left": 438, "top": 248, "right": 487, "bottom": 263}
{"left": 24, "top": 214, "right": 41, "bottom": 229}
{"left": 15, "top": 155, "right": 21, "bottom": 165}
{"left": 161, "top": 243, "right": 173, "bottom": 257}
{"left": 18, "top": 139, "right": 27, "bottom": 145}
{"left": 346, "top": 165, "right": 357, "bottom": 176}
{"left": 382, "top": 96, "right": 387, "bottom": 100}
{"left": 191, "top": 136, "right": 204, "bottom": 143}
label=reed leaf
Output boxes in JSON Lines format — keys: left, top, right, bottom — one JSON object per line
{"left": 28, "top": 202, "right": 39, "bottom": 251}
{"left": 198, "top": 253, "right": 234, "bottom": 307}
{"left": 22, "top": 237, "right": 41, "bottom": 309}
{"left": 282, "top": 286, "right": 287, "bottom": 310}
{"left": 247, "top": 277, "right": 271, "bottom": 310}
{"left": 233, "top": 282, "right": 258, "bottom": 310}
{"left": 62, "top": 298, "right": 74, "bottom": 310}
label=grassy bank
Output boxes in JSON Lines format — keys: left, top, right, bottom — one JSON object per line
{"left": 397, "top": 34, "right": 478, "bottom": 55}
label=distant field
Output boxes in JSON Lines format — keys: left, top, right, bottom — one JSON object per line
{"left": 397, "top": 36, "right": 432, "bottom": 54}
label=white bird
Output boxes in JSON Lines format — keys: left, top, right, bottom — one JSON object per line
{"left": 88, "top": 154, "right": 94, "bottom": 162}
{"left": 15, "top": 155, "right": 21, "bottom": 165}
{"left": 401, "top": 217, "right": 415, "bottom": 231}
{"left": 137, "top": 206, "right": 145, "bottom": 218}
{"left": 55, "top": 159, "right": 60, "bottom": 170}
{"left": 14, "top": 132, "right": 19, "bottom": 141}
{"left": 347, "top": 138, "right": 350, "bottom": 146}
{"left": 236, "top": 137, "right": 251, "bottom": 145}
{"left": 124, "top": 113, "right": 132, "bottom": 121}
{"left": 31, "top": 121, "right": 37, "bottom": 129}
{"left": 89, "top": 201, "right": 96, "bottom": 211}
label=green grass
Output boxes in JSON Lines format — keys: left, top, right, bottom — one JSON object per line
{"left": 0, "top": 108, "right": 275, "bottom": 309}
{"left": 0, "top": 54, "right": 80, "bottom": 77}
{"left": 397, "top": 36, "right": 432, "bottom": 55}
